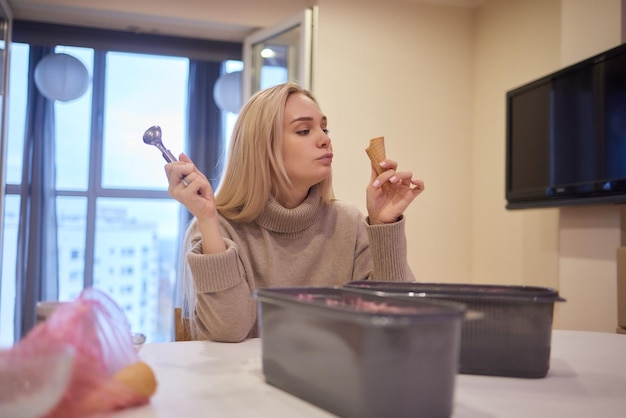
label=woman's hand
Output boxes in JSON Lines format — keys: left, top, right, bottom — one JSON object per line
{"left": 165, "top": 153, "right": 216, "bottom": 219}
{"left": 165, "top": 153, "right": 226, "bottom": 253}
{"left": 366, "top": 159, "right": 425, "bottom": 225}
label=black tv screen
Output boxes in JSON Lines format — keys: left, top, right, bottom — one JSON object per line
{"left": 506, "top": 42, "right": 626, "bottom": 209}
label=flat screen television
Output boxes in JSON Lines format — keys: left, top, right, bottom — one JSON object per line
{"left": 505, "top": 42, "right": 626, "bottom": 209}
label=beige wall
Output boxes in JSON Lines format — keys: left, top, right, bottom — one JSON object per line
{"left": 315, "top": 0, "right": 474, "bottom": 283}
{"left": 471, "top": 0, "right": 561, "bottom": 294}
{"left": 313, "top": 0, "right": 623, "bottom": 332}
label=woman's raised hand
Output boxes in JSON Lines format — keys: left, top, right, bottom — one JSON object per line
{"left": 365, "top": 159, "right": 425, "bottom": 225}
{"left": 165, "top": 153, "right": 217, "bottom": 220}
{"left": 165, "top": 153, "right": 226, "bottom": 254}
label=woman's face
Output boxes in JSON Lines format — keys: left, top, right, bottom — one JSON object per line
{"left": 281, "top": 92, "right": 332, "bottom": 190}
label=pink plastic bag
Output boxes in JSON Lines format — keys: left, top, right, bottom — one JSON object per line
{"left": 2, "top": 288, "right": 151, "bottom": 417}
{"left": 0, "top": 339, "right": 74, "bottom": 418}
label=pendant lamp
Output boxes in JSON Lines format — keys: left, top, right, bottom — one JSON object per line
{"left": 213, "top": 70, "right": 242, "bottom": 114}
{"left": 34, "top": 53, "right": 90, "bottom": 102}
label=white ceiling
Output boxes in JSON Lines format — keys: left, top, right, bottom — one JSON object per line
{"left": 4, "top": 0, "right": 483, "bottom": 42}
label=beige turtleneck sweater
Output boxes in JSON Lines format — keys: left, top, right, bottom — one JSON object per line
{"left": 185, "top": 185, "right": 415, "bottom": 342}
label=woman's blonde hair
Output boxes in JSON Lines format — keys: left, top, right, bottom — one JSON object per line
{"left": 215, "top": 82, "right": 334, "bottom": 222}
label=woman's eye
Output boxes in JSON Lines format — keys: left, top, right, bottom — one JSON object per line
{"left": 295, "top": 128, "right": 329, "bottom": 136}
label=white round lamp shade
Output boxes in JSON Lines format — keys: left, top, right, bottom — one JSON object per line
{"left": 34, "top": 53, "right": 90, "bottom": 102}
{"left": 213, "top": 70, "right": 242, "bottom": 114}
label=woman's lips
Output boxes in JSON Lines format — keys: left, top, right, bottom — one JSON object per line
{"left": 317, "top": 153, "right": 333, "bottom": 164}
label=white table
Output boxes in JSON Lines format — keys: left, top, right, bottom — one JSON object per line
{"left": 113, "top": 330, "right": 626, "bottom": 418}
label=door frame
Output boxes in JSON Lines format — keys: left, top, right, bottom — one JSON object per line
{"left": 242, "top": 6, "right": 317, "bottom": 102}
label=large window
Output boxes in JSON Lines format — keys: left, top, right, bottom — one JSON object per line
{"left": 0, "top": 26, "right": 241, "bottom": 346}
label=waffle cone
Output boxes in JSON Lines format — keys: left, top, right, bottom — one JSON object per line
{"left": 365, "top": 136, "right": 386, "bottom": 175}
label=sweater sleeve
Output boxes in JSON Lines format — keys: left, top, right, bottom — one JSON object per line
{"left": 185, "top": 234, "right": 257, "bottom": 342}
{"left": 353, "top": 216, "right": 415, "bottom": 282}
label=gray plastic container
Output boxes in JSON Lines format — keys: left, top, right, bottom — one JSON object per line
{"left": 255, "top": 287, "right": 465, "bottom": 418}
{"left": 344, "top": 281, "right": 566, "bottom": 378}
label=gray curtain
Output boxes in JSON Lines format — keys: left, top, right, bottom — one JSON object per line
{"left": 186, "top": 60, "right": 224, "bottom": 190}
{"left": 14, "top": 46, "right": 59, "bottom": 340}
{"left": 174, "top": 60, "right": 223, "bottom": 310}
{"left": 180, "top": 59, "right": 224, "bottom": 230}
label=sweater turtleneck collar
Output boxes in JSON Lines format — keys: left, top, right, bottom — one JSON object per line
{"left": 255, "top": 184, "right": 323, "bottom": 234}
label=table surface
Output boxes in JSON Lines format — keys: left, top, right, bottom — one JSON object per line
{"left": 112, "top": 330, "right": 626, "bottom": 418}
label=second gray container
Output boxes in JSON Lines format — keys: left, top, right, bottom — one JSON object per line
{"left": 345, "top": 281, "right": 566, "bottom": 378}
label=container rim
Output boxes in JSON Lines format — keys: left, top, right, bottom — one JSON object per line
{"left": 344, "top": 281, "right": 566, "bottom": 303}
{"left": 254, "top": 286, "right": 466, "bottom": 325}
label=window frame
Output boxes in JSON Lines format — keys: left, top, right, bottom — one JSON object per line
{"left": 1, "top": 22, "right": 243, "bottom": 344}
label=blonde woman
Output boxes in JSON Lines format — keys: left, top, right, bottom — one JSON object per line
{"left": 165, "top": 82, "right": 425, "bottom": 342}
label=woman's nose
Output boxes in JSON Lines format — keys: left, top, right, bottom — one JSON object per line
{"left": 319, "top": 131, "right": 331, "bottom": 147}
